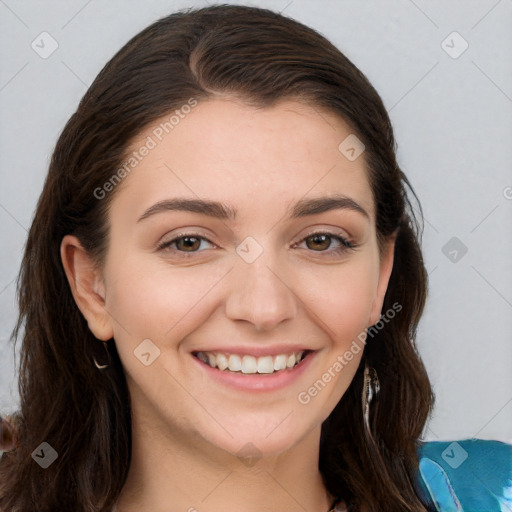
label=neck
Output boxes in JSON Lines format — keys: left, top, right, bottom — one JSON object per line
{"left": 116, "top": 407, "right": 333, "bottom": 512}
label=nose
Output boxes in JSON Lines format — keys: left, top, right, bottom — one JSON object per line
{"left": 224, "top": 251, "right": 298, "bottom": 332}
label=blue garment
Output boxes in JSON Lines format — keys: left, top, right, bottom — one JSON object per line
{"left": 416, "top": 439, "right": 512, "bottom": 511}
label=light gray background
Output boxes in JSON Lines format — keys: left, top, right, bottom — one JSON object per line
{"left": 1, "top": 0, "right": 511, "bottom": 443}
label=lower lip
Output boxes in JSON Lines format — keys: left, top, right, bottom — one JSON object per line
{"left": 192, "top": 351, "right": 316, "bottom": 392}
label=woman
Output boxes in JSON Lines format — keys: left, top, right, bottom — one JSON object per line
{"left": 0, "top": 4, "right": 509, "bottom": 512}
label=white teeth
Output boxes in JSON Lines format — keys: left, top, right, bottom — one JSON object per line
{"left": 257, "top": 356, "right": 274, "bottom": 374}
{"left": 196, "top": 350, "right": 307, "bottom": 374}
{"left": 207, "top": 353, "right": 217, "bottom": 368}
{"left": 228, "top": 354, "right": 242, "bottom": 372}
{"left": 217, "top": 353, "right": 229, "bottom": 371}
{"left": 273, "top": 354, "right": 287, "bottom": 371}
{"left": 241, "top": 355, "right": 257, "bottom": 374}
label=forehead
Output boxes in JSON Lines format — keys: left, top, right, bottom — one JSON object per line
{"left": 113, "top": 97, "right": 375, "bottom": 223}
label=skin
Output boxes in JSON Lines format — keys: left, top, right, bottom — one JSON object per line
{"left": 61, "top": 97, "right": 394, "bottom": 512}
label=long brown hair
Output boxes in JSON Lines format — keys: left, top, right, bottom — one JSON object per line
{"left": 0, "top": 4, "right": 434, "bottom": 511}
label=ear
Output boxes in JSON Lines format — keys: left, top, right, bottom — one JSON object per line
{"left": 60, "top": 235, "right": 113, "bottom": 341}
{"left": 368, "top": 233, "right": 397, "bottom": 327}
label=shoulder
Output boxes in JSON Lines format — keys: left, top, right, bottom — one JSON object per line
{"left": 415, "top": 438, "right": 512, "bottom": 511}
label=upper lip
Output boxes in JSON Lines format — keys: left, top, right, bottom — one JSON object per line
{"left": 191, "top": 345, "right": 313, "bottom": 357}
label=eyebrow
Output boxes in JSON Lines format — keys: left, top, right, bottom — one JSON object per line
{"left": 137, "top": 194, "right": 369, "bottom": 223}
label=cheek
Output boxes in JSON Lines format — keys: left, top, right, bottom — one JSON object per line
{"left": 294, "top": 257, "right": 379, "bottom": 341}
{"left": 104, "top": 255, "right": 229, "bottom": 344}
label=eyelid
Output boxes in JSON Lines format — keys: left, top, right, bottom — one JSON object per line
{"left": 156, "top": 230, "right": 215, "bottom": 251}
{"left": 296, "top": 227, "right": 353, "bottom": 244}
{"left": 293, "top": 229, "right": 357, "bottom": 253}
{"left": 157, "top": 228, "right": 358, "bottom": 258}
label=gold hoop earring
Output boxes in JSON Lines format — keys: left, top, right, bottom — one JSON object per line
{"left": 92, "top": 340, "right": 112, "bottom": 370}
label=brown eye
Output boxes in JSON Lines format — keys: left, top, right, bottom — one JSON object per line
{"left": 175, "top": 236, "right": 201, "bottom": 252}
{"left": 157, "top": 233, "right": 215, "bottom": 257}
{"left": 305, "top": 233, "right": 332, "bottom": 251}
{"left": 296, "top": 231, "right": 356, "bottom": 256}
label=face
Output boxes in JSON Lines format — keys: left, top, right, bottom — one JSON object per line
{"left": 74, "top": 98, "right": 394, "bottom": 459}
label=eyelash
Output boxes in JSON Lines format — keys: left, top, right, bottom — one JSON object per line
{"left": 157, "top": 230, "right": 357, "bottom": 258}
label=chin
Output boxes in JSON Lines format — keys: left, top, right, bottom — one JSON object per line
{"left": 193, "top": 412, "right": 320, "bottom": 463}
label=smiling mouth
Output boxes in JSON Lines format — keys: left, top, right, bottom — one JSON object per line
{"left": 193, "top": 350, "right": 311, "bottom": 375}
